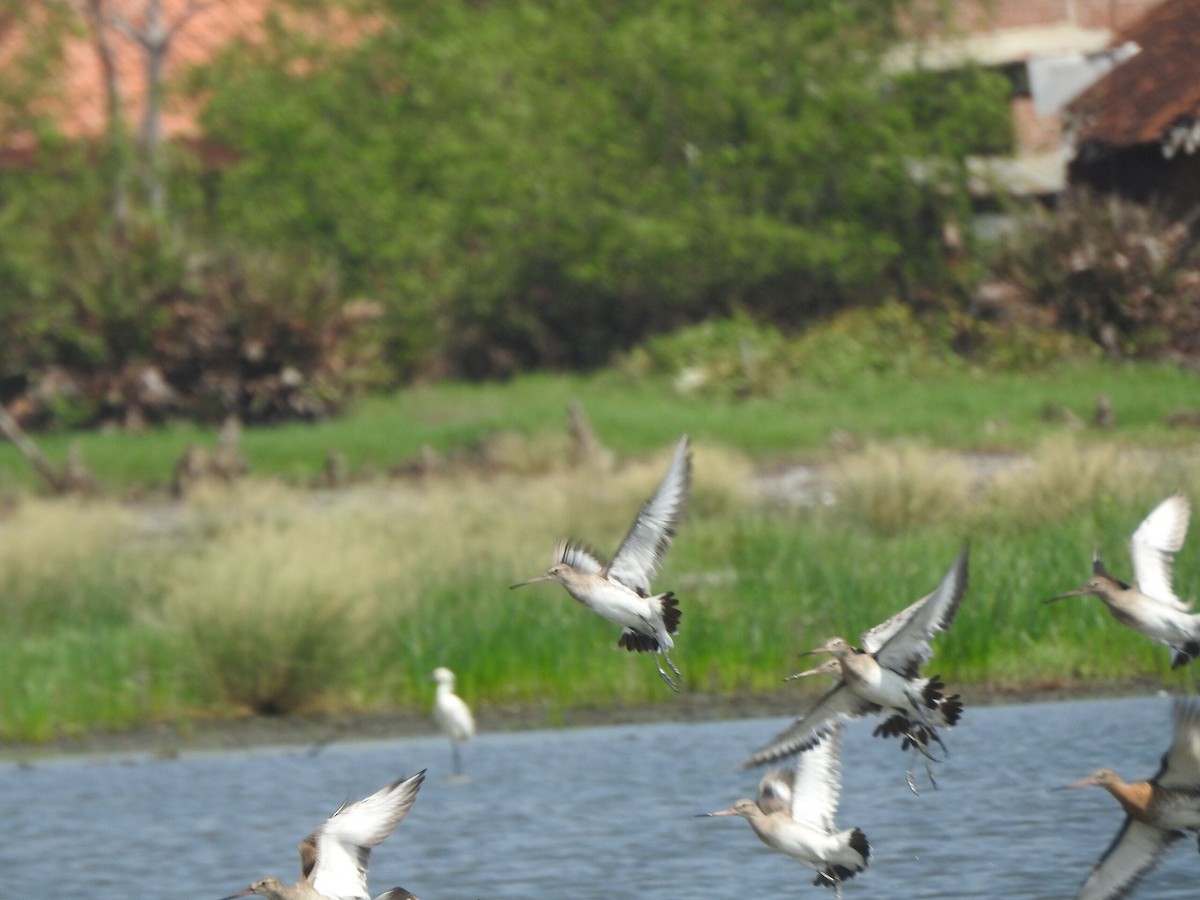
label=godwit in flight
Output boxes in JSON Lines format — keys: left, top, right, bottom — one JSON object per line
{"left": 220, "top": 770, "right": 425, "bottom": 900}
{"left": 700, "top": 725, "right": 870, "bottom": 898}
{"left": 1065, "top": 698, "right": 1200, "bottom": 899}
{"left": 511, "top": 434, "right": 691, "bottom": 690}
{"left": 743, "top": 546, "right": 968, "bottom": 791}
{"left": 1048, "top": 493, "right": 1200, "bottom": 672}
{"left": 431, "top": 666, "right": 475, "bottom": 776}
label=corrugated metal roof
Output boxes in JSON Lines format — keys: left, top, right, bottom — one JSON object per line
{"left": 1067, "top": 0, "right": 1200, "bottom": 148}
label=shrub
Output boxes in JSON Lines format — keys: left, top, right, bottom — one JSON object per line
{"left": 983, "top": 191, "right": 1200, "bottom": 362}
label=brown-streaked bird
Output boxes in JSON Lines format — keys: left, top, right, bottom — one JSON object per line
{"left": 1048, "top": 493, "right": 1200, "bottom": 671}
{"left": 700, "top": 725, "right": 870, "bottom": 898}
{"left": 743, "top": 546, "right": 968, "bottom": 791}
{"left": 1065, "top": 699, "right": 1200, "bottom": 900}
{"left": 511, "top": 435, "right": 691, "bottom": 690}
{"left": 220, "top": 770, "right": 425, "bottom": 900}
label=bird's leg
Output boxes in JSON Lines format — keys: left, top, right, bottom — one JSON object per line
{"left": 654, "top": 653, "right": 681, "bottom": 692}
{"left": 663, "top": 649, "right": 682, "bottom": 680}
{"left": 452, "top": 740, "right": 462, "bottom": 777}
{"left": 904, "top": 745, "right": 939, "bottom": 795}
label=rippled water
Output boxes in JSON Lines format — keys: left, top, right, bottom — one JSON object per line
{"left": 2, "top": 695, "right": 1197, "bottom": 899}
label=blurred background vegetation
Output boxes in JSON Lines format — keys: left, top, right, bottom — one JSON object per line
{"left": 6, "top": 0, "right": 1194, "bottom": 435}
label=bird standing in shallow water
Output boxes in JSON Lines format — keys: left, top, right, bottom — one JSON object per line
{"left": 511, "top": 434, "right": 691, "bottom": 690}
{"left": 700, "top": 725, "right": 870, "bottom": 898}
{"left": 1065, "top": 699, "right": 1200, "bottom": 900}
{"left": 1048, "top": 493, "right": 1200, "bottom": 673}
{"left": 743, "top": 546, "right": 968, "bottom": 791}
{"left": 220, "top": 770, "right": 425, "bottom": 900}
{"left": 431, "top": 666, "right": 475, "bottom": 777}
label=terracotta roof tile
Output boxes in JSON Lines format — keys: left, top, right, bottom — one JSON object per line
{"left": 1067, "top": 0, "right": 1200, "bottom": 148}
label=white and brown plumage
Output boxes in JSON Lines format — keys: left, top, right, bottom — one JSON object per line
{"left": 511, "top": 434, "right": 691, "bottom": 690}
{"left": 1048, "top": 493, "right": 1200, "bottom": 671}
{"left": 743, "top": 547, "right": 968, "bottom": 789}
{"left": 431, "top": 666, "right": 475, "bottom": 777}
{"left": 701, "top": 725, "right": 870, "bottom": 898}
{"left": 1067, "top": 699, "right": 1200, "bottom": 900}
{"left": 220, "top": 770, "right": 425, "bottom": 900}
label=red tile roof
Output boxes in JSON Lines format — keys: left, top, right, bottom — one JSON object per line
{"left": 1067, "top": 0, "right": 1200, "bottom": 148}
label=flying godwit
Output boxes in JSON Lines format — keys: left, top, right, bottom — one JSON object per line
{"left": 742, "top": 546, "right": 968, "bottom": 791}
{"left": 431, "top": 666, "right": 475, "bottom": 776}
{"left": 1047, "top": 493, "right": 1200, "bottom": 672}
{"left": 511, "top": 434, "right": 691, "bottom": 690}
{"left": 700, "top": 725, "right": 870, "bottom": 898}
{"left": 1065, "top": 699, "right": 1200, "bottom": 900}
{"left": 220, "top": 770, "right": 425, "bottom": 900}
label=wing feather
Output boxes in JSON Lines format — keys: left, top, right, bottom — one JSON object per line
{"left": 307, "top": 770, "right": 425, "bottom": 899}
{"left": 1155, "top": 698, "right": 1200, "bottom": 789}
{"left": 787, "top": 725, "right": 844, "bottom": 831}
{"left": 1130, "top": 494, "right": 1190, "bottom": 611}
{"left": 742, "top": 685, "right": 877, "bottom": 769}
{"left": 555, "top": 539, "right": 606, "bottom": 575}
{"left": 606, "top": 436, "right": 691, "bottom": 596}
{"left": 872, "top": 546, "right": 969, "bottom": 677}
{"left": 1078, "top": 818, "right": 1181, "bottom": 900}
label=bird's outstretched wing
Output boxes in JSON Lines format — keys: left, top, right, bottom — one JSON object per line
{"left": 1130, "top": 494, "right": 1191, "bottom": 611}
{"left": 787, "top": 725, "right": 844, "bottom": 832}
{"left": 1154, "top": 698, "right": 1200, "bottom": 789}
{"left": 1078, "top": 817, "right": 1181, "bottom": 900}
{"left": 607, "top": 435, "right": 691, "bottom": 596}
{"left": 742, "top": 685, "right": 877, "bottom": 769}
{"left": 869, "top": 546, "right": 969, "bottom": 679}
{"left": 555, "top": 539, "right": 606, "bottom": 575}
{"left": 305, "top": 770, "right": 425, "bottom": 899}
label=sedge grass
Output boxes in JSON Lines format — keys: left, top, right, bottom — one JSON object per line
{"left": 4, "top": 433, "right": 1200, "bottom": 743}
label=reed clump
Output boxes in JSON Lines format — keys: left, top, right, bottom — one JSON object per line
{"left": 160, "top": 492, "right": 407, "bottom": 715}
{"left": 827, "top": 442, "right": 973, "bottom": 536}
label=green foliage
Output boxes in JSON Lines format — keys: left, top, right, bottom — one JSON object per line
{"left": 197, "top": 0, "right": 1001, "bottom": 377}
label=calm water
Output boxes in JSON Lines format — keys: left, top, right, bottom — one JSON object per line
{"left": 2, "top": 695, "right": 1197, "bottom": 899}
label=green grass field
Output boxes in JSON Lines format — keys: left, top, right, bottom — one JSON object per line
{"left": 1, "top": 360, "right": 1199, "bottom": 743}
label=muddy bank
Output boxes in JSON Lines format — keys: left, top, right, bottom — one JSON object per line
{"left": 0, "top": 676, "right": 1169, "bottom": 762}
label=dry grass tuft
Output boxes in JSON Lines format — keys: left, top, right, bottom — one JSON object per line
{"left": 829, "top": 442, "right": 973, "bottom": 536}
{"left": 982, "top": 437, "right": 1168, "bottom": 527}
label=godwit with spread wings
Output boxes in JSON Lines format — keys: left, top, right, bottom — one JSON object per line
{"left": 701, "top": 725, "right": 870, "bottom": 898}
{"left": 1065, "top": 699, "right": 1200, "bottom": 899}
{"left": 220, "top": 770, "right": 425, "bottom": 900}
{"left": 511, "top": 434, "right": 691, "bottom": 690}
{"left": 1048, "top": 493, "right": 1200, "bottom": 672}
{"left": 743, "top": 546, "right": 968, "bottom": 791}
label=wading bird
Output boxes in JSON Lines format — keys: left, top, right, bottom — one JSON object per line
{"left": 431, "top": 666, "right": 475, "bottom": 777}
{"left": 511, "top": 434, "right": 691, "bottom": 690}
{"left": 220, "top": 770, "right": 425, "bottom": 900}
{"left": 700, "top": 725, "right": 870, "bottom": 898}
{"left": 1065, "top": 699, "right": 1200, "bottom": 900}
{"left": 743, "top": 546, "right": 968, "bottom": 791}
{"left": 1048, "top": 493, "right": 1200, "bottom": 672}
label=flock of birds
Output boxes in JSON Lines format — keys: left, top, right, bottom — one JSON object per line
{"left": 220, "top": 435, "right": 1200, "bottom": 899}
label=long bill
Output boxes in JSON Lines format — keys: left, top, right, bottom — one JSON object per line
{"left": 510, "top": 573, "right": 552, "bottom": 589}
{"left": 696, "top": 808, "right": 738, "bottom": 817}
{"left": 784, "top": 658, "right": 841, "bottom": 681}
{"left": 1045, "top": 586, "right": 1091, "bottom": 604}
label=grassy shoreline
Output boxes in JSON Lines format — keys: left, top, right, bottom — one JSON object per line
{"left": 3, "top": 362, "right": 1200, "bottom": 746}
{"left": 0, "top": 675, "right": 1172, "bottom": 762}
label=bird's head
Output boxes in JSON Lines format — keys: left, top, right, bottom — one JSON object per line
{"left": 431, "top": 666, "right": 455, "bottom": 687}
{"left": 218, "top": 877, "right": 283, "bottom": 900}
{"left": 698, "top": 798, "right": 760, "bottom": 820}
{"left": 510, "top": 562, "right": 573, "bottom": 590}
{"left": 1066, "top": 767, "right": 1121, "bottom": 790}
{"left": 802, "top": 636, "right": 851, "bottom": 658}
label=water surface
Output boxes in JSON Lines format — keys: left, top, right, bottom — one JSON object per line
{"left": 2, "top": 695, "right": 1195, "bottom": 898}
